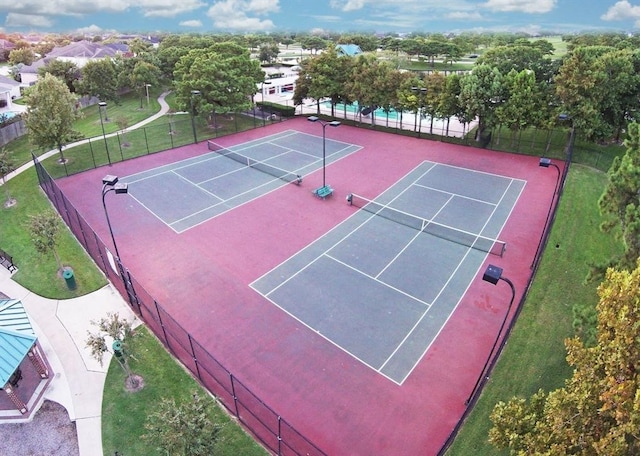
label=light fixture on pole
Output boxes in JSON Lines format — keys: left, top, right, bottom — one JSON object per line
{"left": 98, "top": 102, "right": 111, "bottom": 165}
{"left": 466, "top": 264, "right": 516, "bottom": 405}
{"left": 101, "top": 175, "right": 129, "bottom": 261}
{"left": 411, "top": 86, "right": 427, "bottom": 138}
{"left": 308, "top": 116, "right": 340, "bottom": 191}
{"left": 261, "top": 81, "right": 272, "bottom": 127}
{"left": 190, "top": 90, "right": 201, "bottom": 144}
{"left": 531, "top": 157, "right": 561, "bottom": 269}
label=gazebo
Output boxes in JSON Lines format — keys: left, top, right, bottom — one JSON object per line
{"left": 0, "top": 298, "right": 51, "bottom": 419}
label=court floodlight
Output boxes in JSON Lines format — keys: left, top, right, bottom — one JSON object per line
{"left": 102, "top": 175, "right": 119, "bottom": 186}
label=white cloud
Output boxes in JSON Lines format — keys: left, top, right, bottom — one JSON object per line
{"left": 482, "top": 0, "right": 556, "bottom": 14}
{"left": 602, "top": 1, "right": 640, "bottom": 23}
{"left": 207, "top": 0, "right": 278, "bottom": 31}
{"left": 1, "top": 0, "right": 205, "bottom": 19}
{"left": 330, "top": 0, "right": 366, "bottom": 12}
{"left": 5, "top": 13, "right": 53, "bottom": 28}
{"left": 75, "top": 24, "right": 104, "bottom": 34}
{"left": 138, "top": 0, "right": 207, "bottom": 17}
{"left": 180, "top": 19, "right": 203, "bottom": 27}
{"left": 445, "top": 11, "right": 485, "bottom": 21}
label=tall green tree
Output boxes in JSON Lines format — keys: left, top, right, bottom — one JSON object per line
{"left": 555, "top": 46, "right": 615, "bottom": 141}
{"left": 293, "top": 45, "right": 353, "bottom": 116}
{"left": 598, "top": 121, "right": 640, "bottom": 271}
{"left": 173, "top": 42, "right": 264, "bottom": 118}
{"left": 38, "top": 59, "right": 80, "bottom": 93}
{"left": 489, "top": 261, "right": 640, "bottom": 455}
{"left": 24, "top": 73, "right": 83, "bottom": 163}
{"left": 75, "top": 58, "right": 119, "bottom": 103}
{"left": 495, "top": 69, "right": 538, "bottom": 147}
{"left": 459, "top": 64, "right": 505, "bottom": 143}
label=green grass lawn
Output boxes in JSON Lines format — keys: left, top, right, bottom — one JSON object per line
{"left": 102, "top": 326, "right": 268, "bottom": 456}
{"left": 446, "top": 164, "right": 624, "bottom": 455}
{"left": 0, "top": 168, "right": 107, "bottom": 298}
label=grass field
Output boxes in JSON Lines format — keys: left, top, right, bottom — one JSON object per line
{"left": 446, "top": 164, "right": 623, "bottom": 454}
{"left": 0, "top": 168, "right": 107, "bottom": 298}
{"left": 102, "top": 326, "right": 268, "bottom": 456}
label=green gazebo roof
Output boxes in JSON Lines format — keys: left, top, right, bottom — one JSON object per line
{"left": 0, "top": 299, "right": 37, "bottom": 386}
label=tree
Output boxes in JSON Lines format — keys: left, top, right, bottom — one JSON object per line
{"left": 173, "top": 42, "right": 264, "bottom": 118}
{"left": 28, "top": 210, "right": 64, "bottom": 273}
{"left": 293, "top": 45, "right": 353, "bottom": 116}
{"left": 258, "top": 43, "right": 279, "bottom": 64}
{"left": 598, "top": 121, "right": 640, "bottom": 271}
{"left": 86, "top": 312, "right": 142, "bottom": 390}
{"left": 8, "top": 47, "right": 35, "bottom": 66}
{"left": 23, "top": 73, "right": 83, "bottom": 163}
{"left": 143, "top": 393, "right": 222, "bottom": 455}
{"left": 0, "top": 148, "right": 16, "bottom": 208}
{"left": 75, "top": 58, "right": 118, "bottom": 103}
{"left": 38, "top": 59, "right": 80, "bottom": 93}
{"left": 489, "top": 261, "right": 640, "bottom": 455}
{"left": 459, "top": 64, "right": 505, "bottom": 143}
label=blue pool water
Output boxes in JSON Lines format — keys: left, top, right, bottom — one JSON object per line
{"left": 322, "top": 102, "right": 400, "bottom": 120}
{"left": 0, "top": 111, "right": 19, "bottom": 120}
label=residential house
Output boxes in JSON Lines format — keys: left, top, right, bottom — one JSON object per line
{"left": 0, "top": 75, "right": 22, "bottom": 112}
{"left": 18, "top": 40, "right": 127, "bottom": 87}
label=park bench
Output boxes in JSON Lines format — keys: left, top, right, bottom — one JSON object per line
{"left": 0, "top": 248, "right": 17, "bottom": 273}
{"left": 313, "top": 185, "right": 334, "bottom": 199}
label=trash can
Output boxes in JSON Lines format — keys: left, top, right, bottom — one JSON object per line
{"left": 62, "top": 269, "right": 76, "bottom": 290}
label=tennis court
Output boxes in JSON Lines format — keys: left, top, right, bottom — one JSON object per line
{"left": 55, "top": 117, "right": 557, "bottom": 455}
{"left": 120, "top": 129, "right": 360, "bottom": 232}
{"left": 252, "top": 161, "right": 524, "bottom": 384}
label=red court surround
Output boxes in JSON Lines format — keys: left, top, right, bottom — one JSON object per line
{"left": 57, "top": 117, "right": 559, "bottom": 455}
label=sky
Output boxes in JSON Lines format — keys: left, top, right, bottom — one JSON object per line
{"left": 1, "top": 0, "right": 640, "bottom": 36}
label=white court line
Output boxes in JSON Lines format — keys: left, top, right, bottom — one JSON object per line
{"left": 252, "top": 160, "right": 526, "bottom": 384}
{"left": 413, "top": 182, "right": 500, "bottom": 206}
{"left": 387, "top": 177, "right": 524, "bottom": 383}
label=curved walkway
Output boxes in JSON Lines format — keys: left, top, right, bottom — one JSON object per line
{"left": 0, "top": 92, "right": 171, "bottom": 456}
{"left": 3, "top": 91, "right": 172, "bottom": 184}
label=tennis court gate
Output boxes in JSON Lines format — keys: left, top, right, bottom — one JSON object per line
{"left": 33, "top": 156, "right": 327, "bottom": 456}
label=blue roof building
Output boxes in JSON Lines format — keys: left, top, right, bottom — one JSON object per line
{"left": 336, "top": 44, "right": 363, "bottom": 57}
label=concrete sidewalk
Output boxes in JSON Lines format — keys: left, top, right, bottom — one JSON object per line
{"left": 0, "top": 91, "right": 170, "bottom": 455}
{"left": 0, "top": 267, "right": 137, "bottom": 456}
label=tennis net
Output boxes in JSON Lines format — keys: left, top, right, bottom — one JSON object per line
{"left": 207, "top": 140, "right": 302, "bottom": 185}
{"left": 346, "top": 193, "right": 506, "bottom": 257}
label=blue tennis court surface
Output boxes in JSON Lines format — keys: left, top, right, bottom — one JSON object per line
{"left": 251, "top": 161, "right": 526, "bottom": 384}
{"left": 120, "top": 130, "right": 360, "bottom": 232}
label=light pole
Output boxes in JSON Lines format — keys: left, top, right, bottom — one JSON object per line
{"left": 190, "top": 90, "right": 201, "bottom": 144}
{"left": 101, "top": 175, "right": 129, "bottom": 261}
{"left": 98, "top": 101, "right": 111, "bottom": 165}
{"left": 411, "top": 86, "right": 427, "bottom": 138}
{"left": 308, "top": 116, "right": 340, "bottom": 191}
{"left": 531, "top": 158, "right": 561, "bottom": 268}
{"left": 260, "top": 81, "right": 272, "bottom": 127}
{"left": 466, "top": 264, "right": 516, "bottom": 405}
{"left": 145, "top": 84, "right": 151, "bottom": 107}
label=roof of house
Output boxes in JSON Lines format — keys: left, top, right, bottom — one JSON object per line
{"left": 0, "top": 39, "right": 16, "bottom": 51}
{"left": 336, "top": 44, "right": 363, "bottom": 57}
{"left": 0, "top": 74, "right": 20, "bottom": 88}
{"left": 48, "top": 40, "right": 121, "bottom": 59}
{"left": 0, "top": 299, "right": 37, "bottom": 386}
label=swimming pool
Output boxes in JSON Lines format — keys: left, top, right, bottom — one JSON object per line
{"left": 322, "top": 102, "right": 400, "bottom": 120}
{"left": 0, "top": 111, "right": 20, "bottom": 121}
